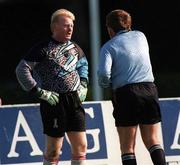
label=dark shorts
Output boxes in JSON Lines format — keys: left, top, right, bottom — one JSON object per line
{"left": 112, "top": 82, "right": 162, "bottom": 127}
{"left": 40, "top": 91, "right": 85, "bottom": 137}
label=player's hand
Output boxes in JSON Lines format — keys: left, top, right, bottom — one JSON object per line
{"left": 34, "top": 87, "right": 59, "bottom": 106}
{"left": 77, "top": 80, "right": 88, "bottom": 102}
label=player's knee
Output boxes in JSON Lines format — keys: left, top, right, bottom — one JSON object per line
{"left": 79, "top": 142, "right": 87, "bottom": 154}
{"left": 72, "top": 143, "right": 87, "bottom": 158}
{"left": 143, "top": 137, "right": 160, "bottom": 149}
{"left": 121, "top": 143, "right": 135, "bottom": 154}
{"left": 71, "top": 144, "right": 87, "bottom": 162}
{"left": 79, "top": 141, "right": 87, "bottom": 151}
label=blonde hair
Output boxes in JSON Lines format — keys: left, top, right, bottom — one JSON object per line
{"left": 50, "top": 9, "right": 75, "bottom": 29}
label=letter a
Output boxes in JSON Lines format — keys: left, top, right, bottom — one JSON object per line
{"left": 171, "top": 112, "right": 180, "bottom": 149}
{"left": 8, "top": 111, "right": 42, "bottom": 157}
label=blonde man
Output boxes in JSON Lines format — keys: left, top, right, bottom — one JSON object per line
{"left": 16, "top": 9, "right": 88, "bottom": 165}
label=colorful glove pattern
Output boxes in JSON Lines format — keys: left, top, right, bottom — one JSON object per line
{"left": 77, "top": 81, "right": 88, "bottom": 102}
{"left": 35, "top": 87, "right": 59, "bottom": 106}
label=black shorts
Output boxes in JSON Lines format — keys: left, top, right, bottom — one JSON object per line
{"left": 40, "top": 91, "right": 85, "bottom": 137}
{"left": 112, "top": 82, "right": 162, "bottom": 127}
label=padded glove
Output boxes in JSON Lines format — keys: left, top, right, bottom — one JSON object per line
{"left": 32, "top": 87, "right": 59, "bottom": 106}
{"left": 77, "top": 80, "right": 88, "bottom": 102}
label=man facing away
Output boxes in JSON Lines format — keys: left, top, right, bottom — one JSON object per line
{"left": 16, "top": 9, "right": 88, "bottom": 165}
{"left": 98, "top": 9, "right": 166, "bottom": 165}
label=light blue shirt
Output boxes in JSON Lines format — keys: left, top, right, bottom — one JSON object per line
{"left": 98, "top": 30, "right": 154, "bottom": 89}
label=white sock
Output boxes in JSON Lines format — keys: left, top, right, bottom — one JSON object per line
{"left": 71, "top": 159, "right": 86, "bottom": 165}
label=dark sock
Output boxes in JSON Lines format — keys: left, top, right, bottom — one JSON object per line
{"left": 121, "top": 153, "right": 137, "bottom": 165}
{"left": 148, "top": 144, "right": 166, "bottom": 165}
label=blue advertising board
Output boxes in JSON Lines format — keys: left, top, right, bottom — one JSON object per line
{"left": 160, "top": 98, "right": 180, "bottom": 160}
{"left": 0, "top": 102, "right": 108, "bottom": 164}
{"left": 1, "top": 98, "right": 180, "bottom": 164}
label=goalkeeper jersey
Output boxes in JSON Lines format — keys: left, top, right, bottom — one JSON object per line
{"left": 16, "top": 37, "right": 88, "bottom": 93}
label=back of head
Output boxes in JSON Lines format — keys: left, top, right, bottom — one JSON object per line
{"left": 106, "top": 9, "right": 132, "bottom": 33}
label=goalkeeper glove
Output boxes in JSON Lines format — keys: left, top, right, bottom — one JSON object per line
{"left": 77, "top": 80, "right": 88, "bottom": 102}
{"left": 31, "top": 86, "right": 59, "bottom": 106}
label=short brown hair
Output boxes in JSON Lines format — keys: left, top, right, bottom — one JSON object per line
{"left": 106, "top": 9, "right": 132, "bottom": 33}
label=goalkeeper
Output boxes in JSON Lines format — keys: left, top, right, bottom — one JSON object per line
{"left": 16, "top": 9, "right": 88, "bottom": 165}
